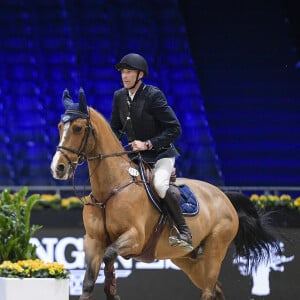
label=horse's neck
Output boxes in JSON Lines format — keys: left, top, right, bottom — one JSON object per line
{"left": 88, "top": 115, "right": 131, "bottom": 198}
{"left": 88, "top": 156, "right": 130, "bottom": 195}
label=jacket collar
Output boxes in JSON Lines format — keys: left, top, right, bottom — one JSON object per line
{"left": 127, "top": 82, "right": 146, "bottom": 100}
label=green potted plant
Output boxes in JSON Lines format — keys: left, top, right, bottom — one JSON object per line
{"left": 0, "top": 187, "right": 69, "bottom": 300}
{"left": 0, "top": 187, "right": 41, "bottom": 263}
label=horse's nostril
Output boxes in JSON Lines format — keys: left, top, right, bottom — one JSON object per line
{"left": 57, "top": 164, "right": 65, "bottom": 172}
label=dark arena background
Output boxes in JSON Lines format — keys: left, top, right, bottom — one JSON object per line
{"left": 1, "top": 0, "right": 300, "bottom": 299}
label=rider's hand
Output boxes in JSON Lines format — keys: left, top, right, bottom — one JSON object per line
{"left": 129, "top": 140, "right": 148, "bottom": 151}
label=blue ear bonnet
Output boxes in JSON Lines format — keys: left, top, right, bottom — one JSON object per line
{"left": 60, "top": 105, "right": 89, "bottom": 123}
{"left": 61, "top": 88, "right": 89, "bottom": 123}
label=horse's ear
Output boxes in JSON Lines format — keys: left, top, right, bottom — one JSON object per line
{"left": 78, "top": 87, "right": 88, "bottom": 115}
{"left": 62, "top": 88, "right": 73, "bottom": 108}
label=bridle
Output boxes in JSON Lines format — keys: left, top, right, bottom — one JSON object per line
{"left": 56, "top": 116, "right": 137, "bottom": 173}
{"left": 56, "top": 117, "right": 94, "bottom": 171}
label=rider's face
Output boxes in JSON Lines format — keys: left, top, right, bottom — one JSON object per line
{"left": 121, "top": 69, "right": 142, "bottom": 90}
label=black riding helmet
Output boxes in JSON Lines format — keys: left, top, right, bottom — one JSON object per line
{"left": 115, "top": 53, "right": 148, "bottom": 77}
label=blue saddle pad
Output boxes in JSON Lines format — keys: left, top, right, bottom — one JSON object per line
{"left": 178, "top": 184, "right": 199, "bottom": 216}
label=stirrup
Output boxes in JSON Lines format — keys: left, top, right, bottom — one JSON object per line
{"left": 169, "top": 226, "right": 193, "bottom": 252}
{"left": 169, "top": 236, "right": 194, "bottom": 252}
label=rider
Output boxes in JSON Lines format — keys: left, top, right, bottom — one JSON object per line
{"left": 110, "top": 53, "right": 193, "bottom": 251}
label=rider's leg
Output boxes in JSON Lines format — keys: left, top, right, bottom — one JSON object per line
{"left": 153, "top": 157, "right": 193, "bottom": 250}
{"left": 164, "top": 185, "right": 193, "bottom": 249}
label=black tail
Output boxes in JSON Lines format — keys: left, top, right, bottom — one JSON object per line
{"left": 225, "top": 192, "right": 281, "bottom": 270}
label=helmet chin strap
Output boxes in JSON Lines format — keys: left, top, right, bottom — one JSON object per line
{"left": 127, "top": 71, "right": 141, "bottom": 91}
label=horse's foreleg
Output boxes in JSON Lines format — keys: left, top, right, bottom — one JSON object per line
{"left": 215, "top": 281, "right": 225, "bottom": 300}
{"left": 79, "top": 261, "right": 98, "bottom": 300}
{"left": 102, "top": 229, "right": 143, "bottom": 300}
{"left": 80, "top": 235, "right": 104, "bottom": 300}
{"left": 103, "top": 245, "right": 120, "bottom": 300}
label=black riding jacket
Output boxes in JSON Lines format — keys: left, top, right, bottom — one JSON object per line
{"left": 110, "top": 83, "right": 181, "bottom": 163}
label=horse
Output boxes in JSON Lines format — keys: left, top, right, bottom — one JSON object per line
{"left": 50, "top": 88, "right": 280, "bottom": 300}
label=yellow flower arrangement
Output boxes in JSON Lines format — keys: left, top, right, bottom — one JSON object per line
{"left": 294, "top": 197, "right": 300, "bottom": 207}
{"left": 40, "top": 194, "right": 61, "bottom": 201}
{"left": 250, "top": 193, "right": 300, "bottom": 212}
{"left": 29, "top": 193, "right": 83, "bottom": 210}
{"left": 61, "top": 196, "right": 83, "bottom": 209}
{"left": 0, "top": 259, "right": 69, "bottom": 279}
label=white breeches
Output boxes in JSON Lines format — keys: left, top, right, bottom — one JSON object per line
{"left": 153, "top": 157, "right": 175, "bottom": 198}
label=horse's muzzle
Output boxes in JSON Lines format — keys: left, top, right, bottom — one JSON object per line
{"left": 51, "top": 152, "right": 73, "bottom": 180}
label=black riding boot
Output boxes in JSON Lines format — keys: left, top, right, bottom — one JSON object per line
{"left": 163, "top": 185, "right": 193, "bottom": 251}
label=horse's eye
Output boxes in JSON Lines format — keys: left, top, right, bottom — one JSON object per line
{"left": 73, "top": 126, "right": 82, "bottom": 133}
